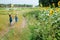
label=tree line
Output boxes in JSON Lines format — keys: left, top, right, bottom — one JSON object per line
{"left": 39, "top": 0, "right": 60, "bottom": 7}
{"left": 0, "top": 4, "right": 33, "bottom": 7}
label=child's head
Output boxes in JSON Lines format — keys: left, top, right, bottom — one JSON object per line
{"left": 9, "top": 14, "right": 11, "bottom": 17}
{"left": 9, "top": 14, "right": 12, "bottom": 17}
{"left": 9, "top": 13, "right": 11, "bottom": 16}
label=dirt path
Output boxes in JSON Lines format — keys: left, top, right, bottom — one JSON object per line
{"left": 0, "top": 9, "right": 31, "bottom": 39}
{"left": 0, "top": 16, "right": 27, "bottom": 40}
{"left": 21, "top": 17, "right": 27, "bottom": 28}
{"left": 0, "top": 26, "right": 14, "bottom": 40}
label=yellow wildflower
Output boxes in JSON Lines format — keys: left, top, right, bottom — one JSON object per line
{"left": 58, "top": 1, "right": 60, "bottom": 6}
{"left": 49, "top": 9, "right": 54, "bottom": 16}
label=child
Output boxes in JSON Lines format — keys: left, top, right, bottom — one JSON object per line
{"left": 9, "top": 14, "right": 12, "bottom": 25}
{"left": 15, "top": 14, "right": 18, "bottom": 22}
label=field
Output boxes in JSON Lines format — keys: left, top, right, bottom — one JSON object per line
{"left": 0, "top": 7, "right": 60, "bottom": 40}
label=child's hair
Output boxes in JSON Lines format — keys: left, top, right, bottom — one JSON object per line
{"left": 9, "top": 14, "right": 11, "bottom": 17}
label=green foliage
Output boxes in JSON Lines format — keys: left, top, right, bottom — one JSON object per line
{"left": 0, "top": 8, "right": 60, "bottom": 40}
{"left": 24, "top": 9, "right": 60, "bottom": 40}
{"left": 39, "top": 0, "right": 58, "bottom": 7}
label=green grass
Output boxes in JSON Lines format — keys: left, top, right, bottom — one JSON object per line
{"left": 0, "top": 7, "right": 6, "bottom": 10}
{"left": 0, "top": 7, "right": 34, "bottom": 40}
{"left": 0, "top": 7, "right": 60, "bottom": 40}
{"left": 0, "top": 15, "right": 8, "bottom": 31}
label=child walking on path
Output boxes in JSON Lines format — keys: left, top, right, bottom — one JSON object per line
{"left": 15, "top": 14, "right": 18, "bottom": 22}
{"left": 9, "top": 14, "right": 12, "bottom": 26}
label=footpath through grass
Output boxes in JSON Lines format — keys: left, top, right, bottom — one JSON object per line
{"left": 0, "top": 7, "right": 34, "bottom": 40}
{"left": 1, "top": 7, "right": 60, "bottom": 40}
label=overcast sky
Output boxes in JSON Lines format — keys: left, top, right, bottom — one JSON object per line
{"left": 0, "top": 0, "right": 39, "bottom": 6}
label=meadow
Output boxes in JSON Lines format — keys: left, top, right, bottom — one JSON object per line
{"left": 0, "top": 7, "right": 60, "bottom": 40}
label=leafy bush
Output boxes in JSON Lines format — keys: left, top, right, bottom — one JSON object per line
{"left": 24, "top": 8, "right": 60, "bottom": 40}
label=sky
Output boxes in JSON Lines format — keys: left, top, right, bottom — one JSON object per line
{"left": 0, "top": 0, "right": 39, "bottom": 6}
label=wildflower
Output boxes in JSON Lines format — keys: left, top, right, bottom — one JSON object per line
{"left": 58, "top": 1, "right": 60, "bottom": 7}
{"left": 49, "top": 9, "right": 54, "bottom": 16}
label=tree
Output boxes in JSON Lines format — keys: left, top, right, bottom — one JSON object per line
{"left": 39, "top": 0, "right": 59, "bottom": 7}
{"left": 39, "top": 0, "right": 50, "bottom": 7}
